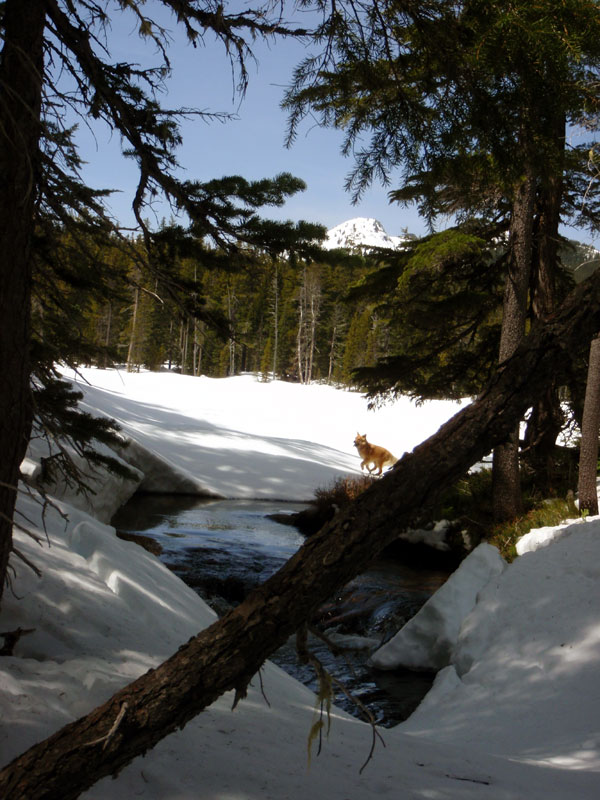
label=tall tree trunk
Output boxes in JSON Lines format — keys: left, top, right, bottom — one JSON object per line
{"left": 194, "top": 320, "right": 205, "bottom": 376}
{"left": 492, "top": 163, "right": 536, "bottom": 521}
{"left": 192, "top": 265, "right": 200, "bottom": 376}
{"left": 3, "top": 268, "right": 600, "bottom": 800}
{"left": 126, "top": 287, "right": 140, "bottom": 372}
{"left": 523, "top": 114, "right": 566, "bottom": 493}
{"left": 0, "top": 0, "right": 45, "bottom": 601}
{"left": 180, "top": 319, "right": 189, "bottom": 374}
{"left": 577, "top": 334, "right": 600, "bottom": 515}
{"left": 296, "top": 274, "right": 307, "bottom": 383}
{"left": 227, "top": 284, "right": 236, "bottom": 376}
{"left": 328, "top": 316, "right": 339, "bottom": 383}
{"left": 296, "top": 267, "right": 320, "bottom": 384}
{"left": 307, "top": 274, "right": 321, "bottom": 383}
{"left": 167, "top": 319, "right": 174, "bottom": 370}
{"left": 272, "top": 262, "right": 279, "bottom": 378}
{"left": 102, "top": 300, "right": 113, "bottom": 368}
{"left": 192, "top": 319, "right": 199, "bottom": 375}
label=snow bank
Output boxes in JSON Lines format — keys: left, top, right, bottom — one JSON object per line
{"left": 370, "top": 543, "right": 506, "bottom": 671}
{"left": 2, "top": 372, "right": 600, "bottom": 799}
{"left": 399, "top": 519, "right": 453, "bottom": 550}
{"left": 23, "top": 425, "right": 219, "bottom": 524}
{"left": 58, "top": 367, "right": 468, "bottom": 501}
{"left": 402, "top": 520, "right": 600, "bottom": 775}
{"left": 516, "top": 516, "right": 585, "bottom": 555}
{"left": 1, "top": 487, "right": 218, "bottom": 764}
{"left": 23, "top": 434, "right": 143, "bottom": 523}
{"left": 110, "top": 435, "right": 223, "bottom": 497}
{"left": 4, "top": 483, "right": 600, "bottom": 799}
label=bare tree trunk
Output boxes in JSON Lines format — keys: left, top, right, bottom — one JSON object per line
{"left": 192, "top": 319, "right": 199, "bottom": 375}
{"left": 227, "top": 283, "right": 236, "bottom": 376}
{"left": 307, "top": 275, "right": 321, "bottom": 383}
{"left": 194, "top": 320, "right": 206, "bottom": 376}
{"left": 296, "top": 275, "right": 307, "bottom": 383}
{"left": 191, "top": 264, "right": 200, "bottom": 376}
{"left": 577, "top": 334, "right": 600, "bottom": 515}
{"left": 180, "top": 319, "right": 189, "bottom": 374}
{"left": 272, "top": 262, "right": 279, "bottom": 378}
{"left": 126, "top": 287, "right": 140, "bottom": 373}
{"left": 296, "top": 267, "right": 321, "bottom": 383}
{"left": 3, "top": 268, "right": 600, "bottom": 799}
{"left": 102, "top": 301, "right": 113, "bottom": 368}
{"left": 167, "top": 319, "right": 174, "bottom": 370}
{"left": 328, "top": 322, "right": 338, "bottom": 383}
{"left": 328, "top": 304, "right": 345, "bottom": 384}
{"left": 0, "top": 0, "right": 45, "bottom": 601}
{"left": 492, "top": 163, "right": 536, "bottom": 521}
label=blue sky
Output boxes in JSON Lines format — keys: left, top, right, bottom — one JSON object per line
{"left": 73, "top": 8, "right": 432, "bottom": 239}
{"left": 73, "top": 4, "right": 596, "bottom": 245}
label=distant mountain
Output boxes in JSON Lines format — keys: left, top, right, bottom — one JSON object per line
{"left": 324, "top": 217, "right": 409, "bottom": 252}
{"left": 324, "top": 220, "right": 600, "bottom": 282}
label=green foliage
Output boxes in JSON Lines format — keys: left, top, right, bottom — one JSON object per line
{"left": 52, "top": 221, "right": 596, "bottom": 412}
{"left": 286, "top": 1, "right": 600, "bottom": 210}
{"left": 439, "top": 468, "right": 578, "bottom": 561}
{"left": 486, "top": 498, "right": 575, "bottom": 562}
{"left": 351, "top": 227, "right": 506, "bottom": 401}
{"left": 311, "top": 467, "right": 578, "bottom": 563}
{"left": 55, "top": 227, "right": 382, "bottom": 383}
{"left": 438, "top": 468, "right": 495, "bottom": 520}
{"left": 31, "top": 366, "right": 138, "bottom": 491}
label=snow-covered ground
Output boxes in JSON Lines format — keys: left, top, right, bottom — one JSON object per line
{"left": 1, "top": 368, "right": 599, "bottom": 799}
{"left": 50, "top": 367, "right": 468, "bottom": 505}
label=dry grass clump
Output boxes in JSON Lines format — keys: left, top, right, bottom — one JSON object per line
{"left": 312, "top": 475, "right": 374, "bottom": 515}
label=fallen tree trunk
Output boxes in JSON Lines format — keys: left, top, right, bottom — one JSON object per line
{"left": 2, "top": 270, "right": 600, "bottom": 798}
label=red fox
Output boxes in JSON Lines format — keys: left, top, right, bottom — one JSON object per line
{"left": 353, "top": 433, "right": 398, "bottom": 476}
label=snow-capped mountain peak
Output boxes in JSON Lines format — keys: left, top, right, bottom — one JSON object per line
{"left": 324, "top": 217, "right": 408, "bottom": 252}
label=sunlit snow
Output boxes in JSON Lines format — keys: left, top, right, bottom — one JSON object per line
{"left": 1, "top": 368, "right": 599, "bottom": 799}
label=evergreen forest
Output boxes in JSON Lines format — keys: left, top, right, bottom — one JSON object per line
{"left": 53, "top": 225, "right": 599, "bottom": 398}
{"left": 54, "top": 228, "right": 383, "bottom": 386}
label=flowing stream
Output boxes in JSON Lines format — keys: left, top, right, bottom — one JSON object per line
{"left": 112, "top": 495, "right": 450, "bottom": 728}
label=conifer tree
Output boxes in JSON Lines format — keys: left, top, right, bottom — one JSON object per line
{"left": 285, "top": 0, "right": 600, "bottom": 517}
{"left": 0, "top": 0, "right": 321, "bottom": 600}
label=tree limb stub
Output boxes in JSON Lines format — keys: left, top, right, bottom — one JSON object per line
{"left": 1, "top": 271, "right": 600, "bottom": 799}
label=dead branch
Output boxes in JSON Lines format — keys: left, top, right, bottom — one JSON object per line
{"left": 0, "top": 627, "right": 35, "bottom": 656}
{"left": 11, "top": 548, "right": 42, "bottom": 578}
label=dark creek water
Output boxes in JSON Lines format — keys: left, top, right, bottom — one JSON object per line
{"left": 112, "top": 495, "right": 450, "bottom": 728}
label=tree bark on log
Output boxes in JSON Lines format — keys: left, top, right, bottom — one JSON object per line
{"left": 3, "top": 270, "right": 600, "bottom": 799}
